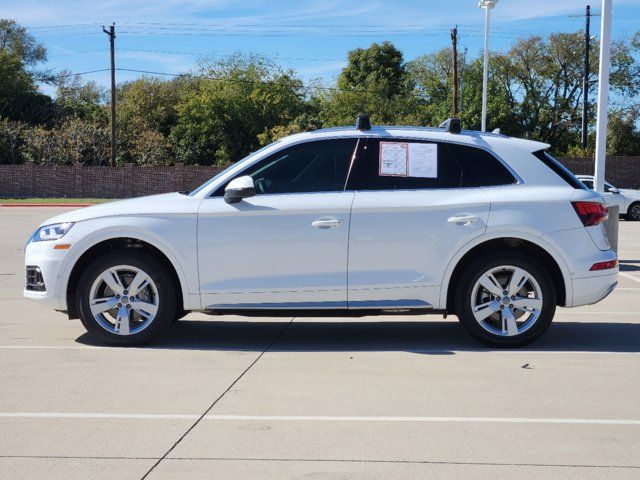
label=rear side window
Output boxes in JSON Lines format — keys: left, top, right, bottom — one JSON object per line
{"left": 347, "top": 139, "right": 477, "bottom": 190}
{"left": 533, "top": 150, "right": 588, "bottom": 190}
{"left": 448, "top": 144, "right": 517, "bottom": 186}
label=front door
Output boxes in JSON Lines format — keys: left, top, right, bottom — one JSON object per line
{"left": 197, "top": 138, "right": 358, "bottom": 310}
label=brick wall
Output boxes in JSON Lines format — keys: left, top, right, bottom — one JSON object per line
{"left": 0, "top": 164, "right": 228, "bottom": 198}
{"left": 1, "top": 157, "right": 639, "bottom": 199}
{"left": 557, "top": 156, "right": 640, "bottom": 189}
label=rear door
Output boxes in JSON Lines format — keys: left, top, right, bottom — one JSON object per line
{"left": 346, "top": 138, "right": 508, "bottom": 309}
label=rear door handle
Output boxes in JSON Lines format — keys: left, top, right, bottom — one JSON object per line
{"left": 447, "top": 215, "right": 479, "bottom": 225}
{"left": 311, "top": 218, "right": 343, "bottom": 229}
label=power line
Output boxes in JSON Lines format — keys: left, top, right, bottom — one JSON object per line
{"left": 56, "top": 69, "right": 111, "bottom": 78}
{"left": 49, "top": 48, "right": 108, "bottom": 58}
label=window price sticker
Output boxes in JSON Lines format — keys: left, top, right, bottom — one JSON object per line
{"left": 379, "top": 142, "right": 438, "bottom": 178}
{"left": 379, "top": 142, "right": 408, "bottom": 176}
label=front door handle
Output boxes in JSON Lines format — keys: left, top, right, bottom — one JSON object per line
{"left": 311, "top": 218, "right": 343, "bottom": 229}
{"left": 447, "top": 215, "right": 479, "bottom": 225}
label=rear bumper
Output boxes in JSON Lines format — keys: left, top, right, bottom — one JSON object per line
{"left": 568, "top": 270, "right": 618, "bottom": 307}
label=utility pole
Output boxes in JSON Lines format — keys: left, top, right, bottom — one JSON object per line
{"left": 451, "top": 26, "right": 459, "bottom": 117}
{"left": 103, "top": 23, "right": 116, "bottom": 167}
{"left": 582, "top": 5, "right": 591, "bottom": 148}
{"left": 594, "top": 0, "right": 612, "bottom": 194}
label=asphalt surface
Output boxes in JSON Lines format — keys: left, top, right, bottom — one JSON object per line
{"left": 1, "top": 207, "right": 639, "bottom": 479}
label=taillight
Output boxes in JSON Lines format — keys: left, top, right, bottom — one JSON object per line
{"left": 572, "top": 201, "right": 609, "bottom": 227}
{"left": 590, "top": 259, "right": 618, "bottom": 271}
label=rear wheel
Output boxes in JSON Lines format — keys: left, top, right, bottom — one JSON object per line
{"left": 76, "top": 251, "right": 177, "bottom": 346}
{"left": 454, "top": 252, "right": 556, "bottom": 347}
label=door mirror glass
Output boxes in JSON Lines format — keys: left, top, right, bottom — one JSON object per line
{"left": 224, "top": 176, "right": 256, "bottom": 204}
{"left": 608, "top": 186, "right": 620, "bottom": 194}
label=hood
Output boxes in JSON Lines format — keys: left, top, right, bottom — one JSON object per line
{"left": 40, "top": 192, "right": 199, "bottom": 226}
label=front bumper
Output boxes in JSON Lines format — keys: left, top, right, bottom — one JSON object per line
{"left": 23, "top": 240, "right": 68, "bottom": 309}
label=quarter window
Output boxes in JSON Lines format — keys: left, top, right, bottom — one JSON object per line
{"left": 448, "top": 144, "right": 517, "bottom": 186}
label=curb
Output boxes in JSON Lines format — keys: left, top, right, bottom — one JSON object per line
{"left": 0, "top": 203, "right": 94, "bottom": 208}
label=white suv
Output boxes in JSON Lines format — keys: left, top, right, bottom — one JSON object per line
{"left": 24, "top": 117, "right": 618, "bottom": 347}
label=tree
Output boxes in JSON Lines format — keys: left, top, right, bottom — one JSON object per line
{"left": 607, "top": 111, "right": 640, "bottom": 156}
{"left": 338, "top": 41, "right": 409, "bottom": 97}
{"left": 56, "top": 71, "right": 107, "bottom": 121}
{"left": 0, "top": 19, "right": 47, "bottom": 75}
{"left": 489, "top": 33, "right": 640, "bottom": 153}
{"left": 0, "top": 19, "right": 53, "bottom": 123}
{"left": 319, "top": 42, "right": 429, "bottom": 127}
{"left": 170, "top": 55, "right": 305, "bottom": 165}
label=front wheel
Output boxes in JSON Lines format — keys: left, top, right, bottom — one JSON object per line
{"left": 627, "top": 202, "right": 640, "bottom": 221}
{"left": 454, "top": 252, "right": 556, "bottom": 347}
{"left": 76, "top": 251, "right": 177, "bottom": 346}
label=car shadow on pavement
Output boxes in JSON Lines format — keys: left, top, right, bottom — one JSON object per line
{"left": 619, "top": 260, "right": 640, "bottom": 271}
{"left": 76, "top": 319, "right": 640, "bottom": 354}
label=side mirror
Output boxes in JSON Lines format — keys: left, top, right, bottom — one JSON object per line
{"left": 609, "top": 187, "right": 620, "bottom": 194}
{"left": 224, "top": 176, "right": 256, "bottom": 204}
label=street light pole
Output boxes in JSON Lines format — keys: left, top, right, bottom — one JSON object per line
{"left": 479, "top": 0, "right": 498, "bottom": 132}
{"left": 594, "top": 0, "right": 612, "bottom": 194}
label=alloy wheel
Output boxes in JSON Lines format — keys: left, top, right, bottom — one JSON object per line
{"left": 88, "top": 265, "right": 159, "bottom": 336}
{"left": 470, "top": 265, "right": 543, "bottom": 337}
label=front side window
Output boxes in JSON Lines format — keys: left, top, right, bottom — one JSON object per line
{"left": 215, "top": 138, "right": 357, "bottom": 196}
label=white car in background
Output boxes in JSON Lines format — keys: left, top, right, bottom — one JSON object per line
{"left": 24, "top": 117, "right": 618, "bottom": 348}
{"left": 576, "top": 175, "right": 640, "bottom": 221}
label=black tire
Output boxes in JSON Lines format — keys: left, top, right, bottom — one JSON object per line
{"left": 173, "top": 309, "right": 190, "bottom": 322}
{"left": 628, "top": 202, "right": 640, "bottom": 221}
{"left": 76, "top": 250, "right": 177, "bottom": 346}
{"left": 454, "top": 251, "right": 556, "bottom": 348}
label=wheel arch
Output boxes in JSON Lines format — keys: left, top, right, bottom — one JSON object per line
{"left": 63, "top": 234, "right": 190, "bottom": 319}
{"left": 441, "top": 234, "right": 571, "bottom": 314}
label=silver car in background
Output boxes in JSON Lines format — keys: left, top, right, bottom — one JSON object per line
{"left": 577, "top": 175, "right": 640, "bottom": 221}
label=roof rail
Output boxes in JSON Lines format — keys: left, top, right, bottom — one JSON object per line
{"left": 439, "top": 117, "right": 462, "bottom": 134}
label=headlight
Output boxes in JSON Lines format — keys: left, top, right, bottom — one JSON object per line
{"left": 31, "top": 222, "right": 75, "bottom": 242}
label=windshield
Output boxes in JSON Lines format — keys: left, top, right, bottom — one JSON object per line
{"left": 188, "top": 141, "right": 282, "bottom": 197}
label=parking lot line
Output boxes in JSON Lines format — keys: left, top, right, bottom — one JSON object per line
{"left": 619, "top": 271, "right": 640, "bottom": 284}
{"left": 1, "top": 412, "right": 639, "bottom": 426}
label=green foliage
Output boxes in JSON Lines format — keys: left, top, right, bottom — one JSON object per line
{"left": 170, "top": 54, "right": 305, "bottom": 165}
{"left": 1, "top": 17, "right": 640, "bottom": 165}
{"left": 319, "top": 42, "right": 430, "bottom": 127}
{"left": 0, "top": 118, "right": 26, "bottom": 164}
{"left": 607, "top": 111, "right": 640, "bottom": 156}
{"left": 56, "top": 71, "right": 107, "bottom": 121}
{"left": 0, "top": 20, "right": 54, "bottom": 124}
{"left": 20, "top": 118, "right": 109, "bottom": 165}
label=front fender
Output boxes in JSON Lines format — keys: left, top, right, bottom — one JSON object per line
{"left": 55, "top": 215, "right": 199, "bottom": 310}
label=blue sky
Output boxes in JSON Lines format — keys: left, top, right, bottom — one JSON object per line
{"left": 3, "top": 0, "right": 640, "bottom": 96}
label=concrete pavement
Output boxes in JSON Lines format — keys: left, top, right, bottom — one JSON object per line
{"left": 0, "top": 207, "right": 639, "bottom": 479}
